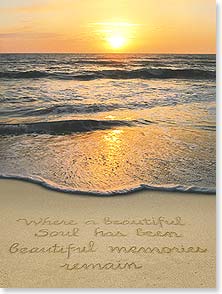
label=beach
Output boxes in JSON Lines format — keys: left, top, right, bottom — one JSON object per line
{"left": 0, "top": 179, "right": 216, "bottom": 288}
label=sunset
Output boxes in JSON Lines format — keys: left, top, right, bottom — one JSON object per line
{"left": 0, "top": 0, "right": 216, "bottom": 289}
{"left": 0, "top": 0, "right": 216, "bottom": 53}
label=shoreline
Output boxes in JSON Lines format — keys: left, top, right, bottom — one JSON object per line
{"left": 0, "top": 179, "right": 216, "bottom": 288}
{"left": 0, "top": 176, "right": 216, "bottom": 196}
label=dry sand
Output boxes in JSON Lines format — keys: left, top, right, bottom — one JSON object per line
{"left": 0, "top": 179, "right": 216, "bottom": 288}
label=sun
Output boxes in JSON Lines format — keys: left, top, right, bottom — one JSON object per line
{"left": 93, "top": 22, "right": 136, "bottom": 51}
{"left": 107, "top": 35, "right": 126, "bottom": 49}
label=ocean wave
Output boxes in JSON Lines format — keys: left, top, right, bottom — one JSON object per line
{"left": 65, "top": 59, "right": 124, "bottom": 66}
{"left": 0, "top": 119, "right": 134, "bottom": 135}
{"left": 0, "top": 118, "right": 215, "bottom": 135}
{"left": 0, "top": 102, "right": 161, "bottom": 117}
{"left": 0, "top": 174, "right": 216, "bottom": 195}
{"left": 0, "top": 70, "right": 50, "bottom": 79}
{"left": 0, "top": 68, "right": 216, "bottom": 80}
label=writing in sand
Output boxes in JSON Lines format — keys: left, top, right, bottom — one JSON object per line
{"left": 8, "top": 216, "right": 207, "bottom": 271}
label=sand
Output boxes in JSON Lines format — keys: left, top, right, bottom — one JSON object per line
{"left": 0, "top": 179, "right": 216, "bottom": 288}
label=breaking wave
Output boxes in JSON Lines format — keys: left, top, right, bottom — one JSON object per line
{"left": 0, "top": 68, "right": 216, "bottom": 80}
{"left": 0, "top": 119, "right": 134, "bottom": 135}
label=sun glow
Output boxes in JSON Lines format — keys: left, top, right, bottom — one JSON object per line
{"left": 107, "top": 35, "right": 126, "bottom": 49}
{"left": 91, "top": 22, "right": 135, "bottom": 51}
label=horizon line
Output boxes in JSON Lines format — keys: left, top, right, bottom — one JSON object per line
{"left": 0, "top": 52, "right": 216, "bottom": 55}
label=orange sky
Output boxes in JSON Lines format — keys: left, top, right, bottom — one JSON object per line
{"left": 0, "top": 0, "right": 216, "bottom": 53}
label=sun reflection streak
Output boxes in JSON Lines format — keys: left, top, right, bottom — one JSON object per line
{"left": 102, "top": 129, "right": 124, "bottom": 177}
{"left": 104, "top": 129, "right": 123, "bottom": 143}
{"left": 74, "top": 128, "right": 127, "bottom": 189}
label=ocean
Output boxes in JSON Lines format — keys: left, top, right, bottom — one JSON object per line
{"left": 0, "top": 53, "right": 216, "bottom": 195}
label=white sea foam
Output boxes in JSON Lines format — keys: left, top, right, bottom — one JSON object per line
{"left": 0, "top": 174, "right": 216, "bottom": 195}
